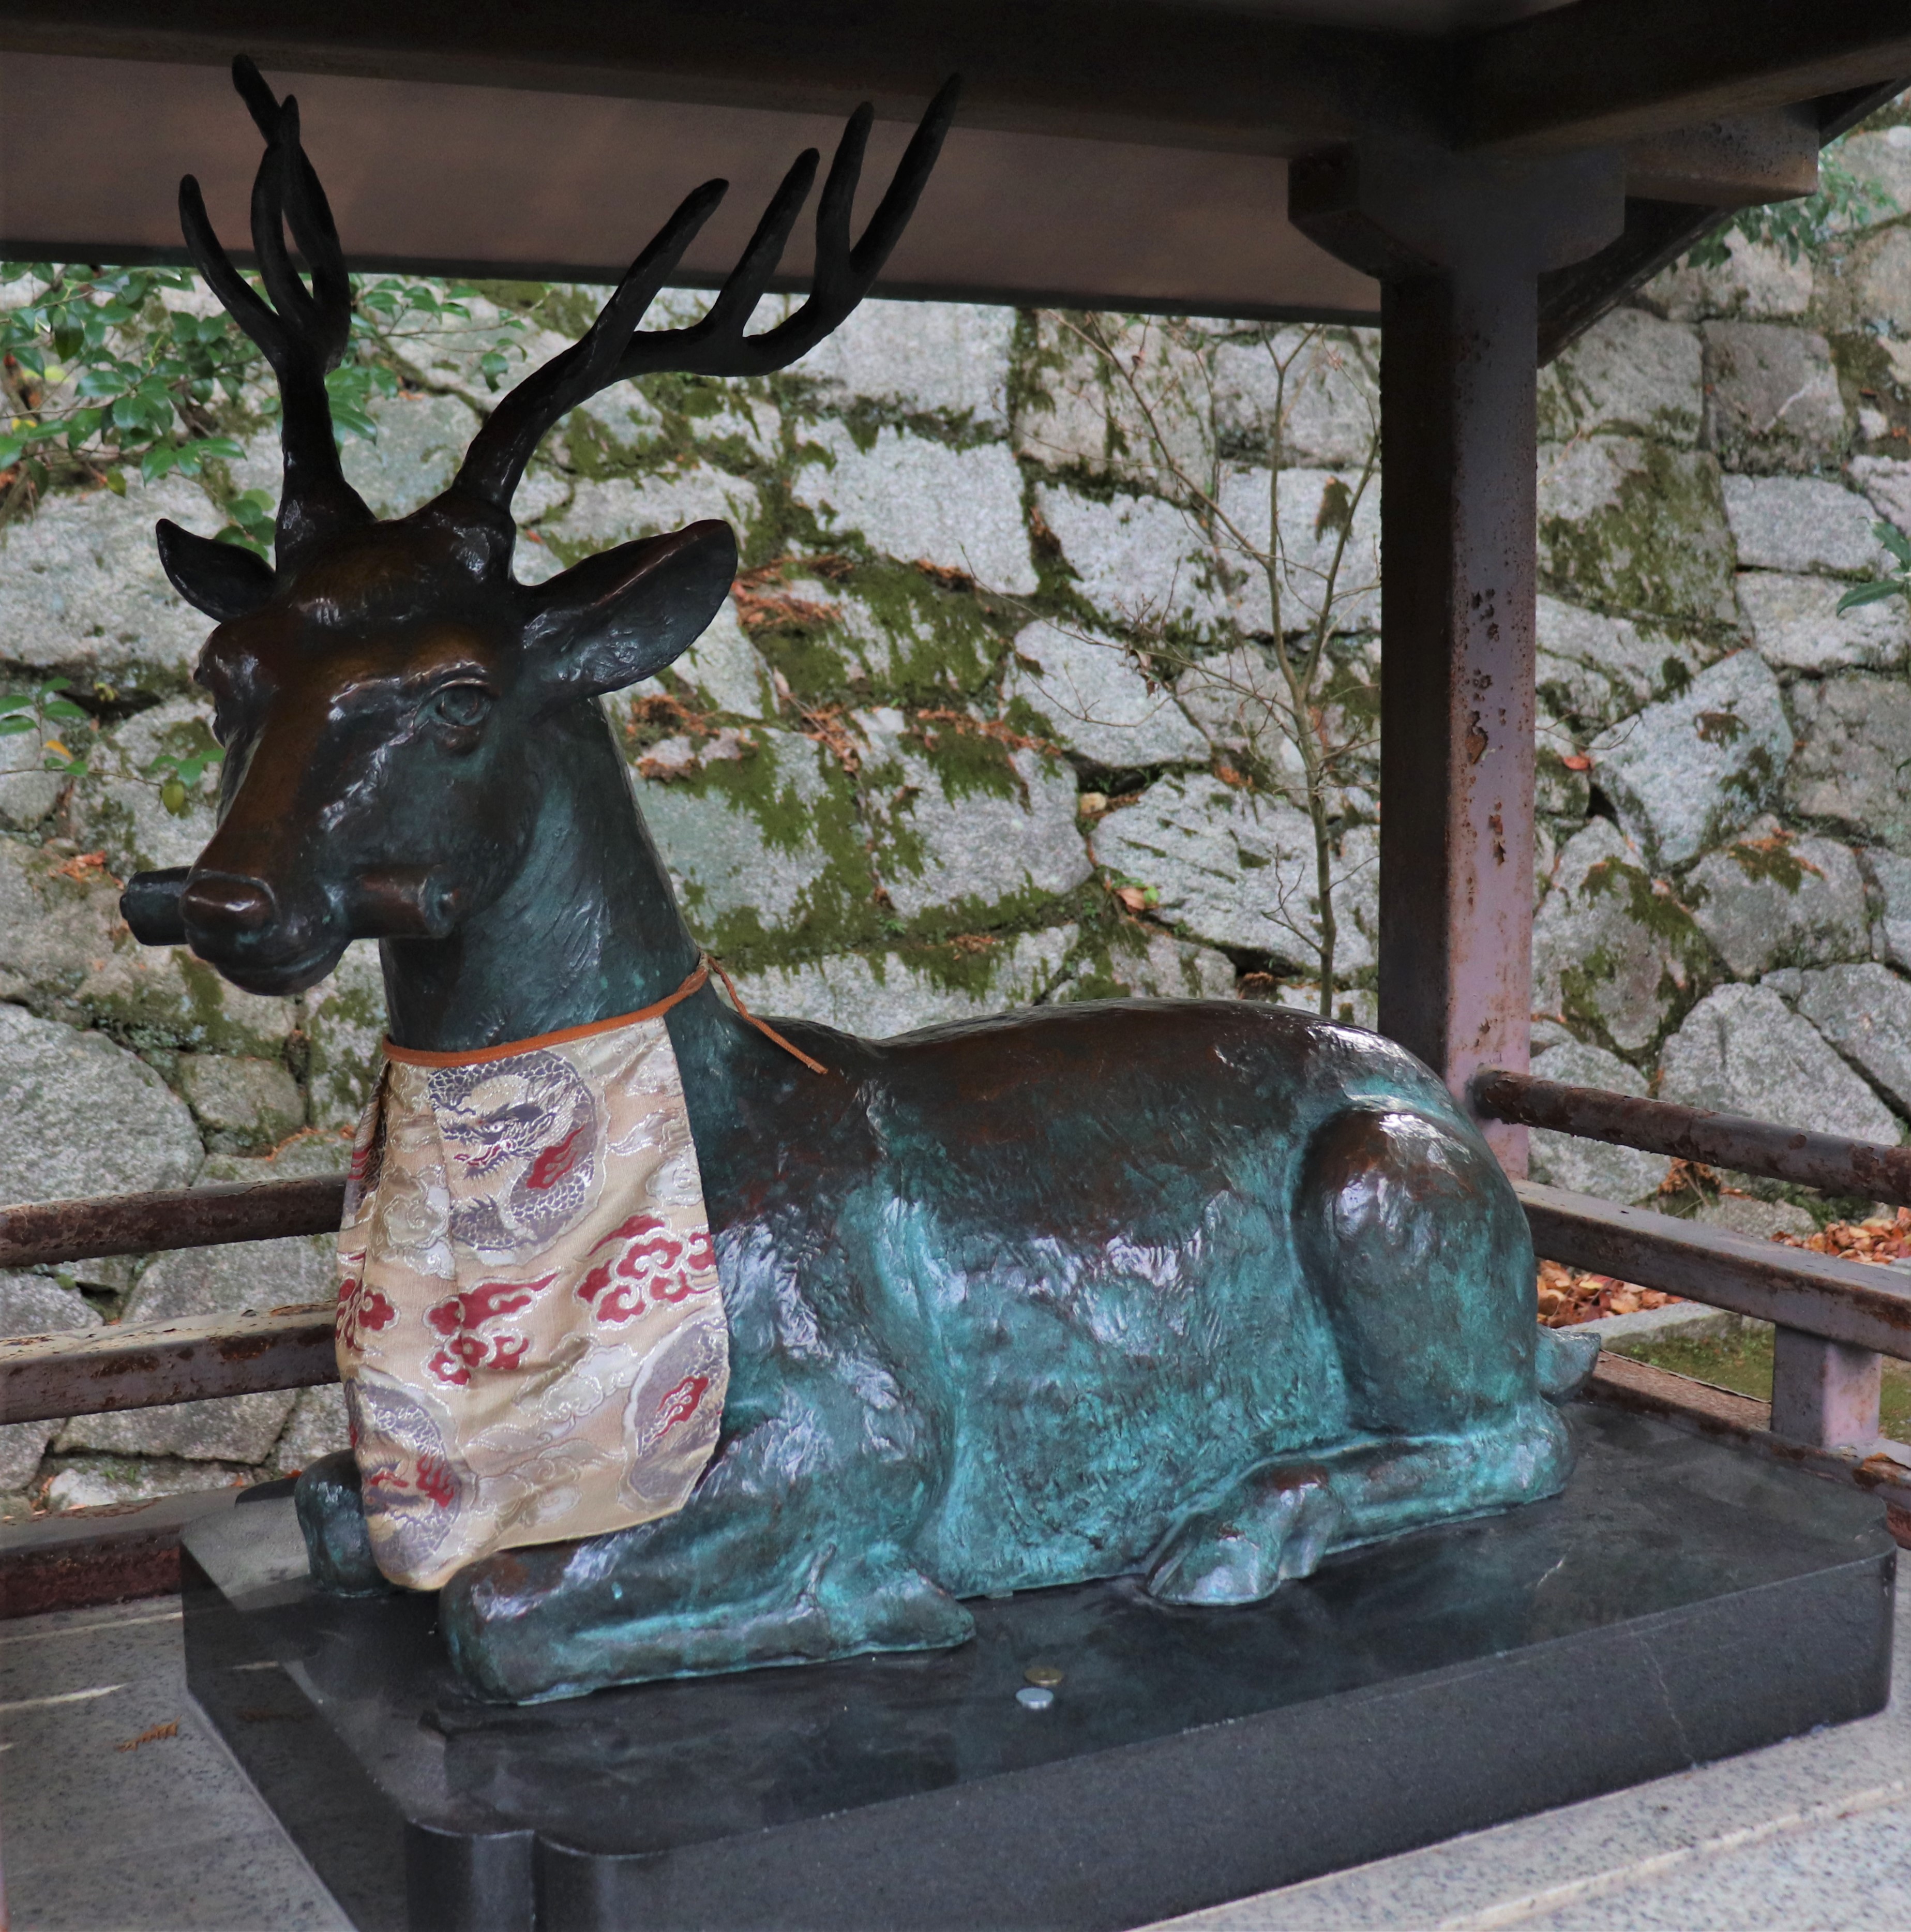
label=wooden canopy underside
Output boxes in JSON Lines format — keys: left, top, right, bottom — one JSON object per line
{"left": 1, "top": 2, "right": 1907, "bottom": 342}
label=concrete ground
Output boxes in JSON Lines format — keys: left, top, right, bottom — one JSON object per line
{"left": 3, "top": 1586, "right": 1905, "bottom": 1932}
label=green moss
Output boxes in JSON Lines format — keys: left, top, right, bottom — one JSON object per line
{"left": 1718, "top": 743, "right": 1779, "bottom": 813}
{"left": 1049, "top": 938, "right": 1128, "bottom": 1002}
{"left": 736, "top": 551, "right": 1014, "bottom": 712}
{"left": 898, "top": 875, "right": 1102, "bottom": 949}
{"left": 746, "top": 623, "right": 854, "bottom": 703}
{"left": 1536, "top": 745, "right": 1592, "bottom": 820}
{"left": 1538, "top": 443, "right": 1736, "bottom": 628}
{"left": 1693, "top": 709, "right": 1747, "bottom": 747}
{"left": 77, "top": 945, "right": 292, "bottom": 1059}
{"left": 176, "top": 952, "right": 233, "bottom": 1041}
{"left": 560, "top": 411, "right": 650, "bottom": 482}
{"left": 888, "top": 931, "right": 1053, "bottom": 1000}
{"left": 1559, "top": 856, "right": 1713, "bottom": 1058}
{"left": 999, "top": 692, "right": 1062, "bottom": 746}
{"left": 865, "top": 568, "right": 1006, "bottom": 701}
{"left": 1829, "top": 330, "right": 1911, "bottom": 456}
{"left": 460, "top": 281, "right": 586, "bottom": 333}
{"left": 1066, "top": 917, "right": 1173, "bottom": 1001}
{"left": 647, "top": 733, "right": 891, "bottom": 968}
{"left": 1722, "top": 829, "right": 1815, "bottom": 892}
{"left": 905, "top": 716, "right": 1026, "bottom": 806}
{"left": 676, "top": 736, "right": 860, "bottom": 860}
{"left": 1580, "top": 857, "right": 1704, "bottom": 947}
{"left": 1007, "top": 308, "right": 1081, "bottom": 461}
{"left": 1321, "top": 650, "right": 1380, "bottom": 737}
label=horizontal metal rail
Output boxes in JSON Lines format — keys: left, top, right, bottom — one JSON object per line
{"left": 0, "top": 1304, "right": 336, "bottom": 1428}
{"left": 3, "top": 1182, "right": 1907, "bottom": 1429}
{"left": 8, "top": 1068, "right": 1895, "bottom": 1276}
{"left": 1474, "top": 1068, "right": 1911, "bottom": 1208}
{"left": 0, "top": 1175, "right": 348, "bottom": 1270}
{"left": 1518, "top": 1182, "right": 1911, "bottom": 1359}
{"left": 8, "top": 1075, "right": 1908, "bottom": 1522}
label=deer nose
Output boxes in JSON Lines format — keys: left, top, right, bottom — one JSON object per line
{"left": 180, "top": 870, "right": 280, "bottom": 935}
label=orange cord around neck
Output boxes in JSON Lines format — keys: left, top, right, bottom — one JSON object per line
{"left": 381, "top": 954, "right": 826, "bottom": 1073}
{"left": 703, "top": 953, "right": 830, "bottom": 1076}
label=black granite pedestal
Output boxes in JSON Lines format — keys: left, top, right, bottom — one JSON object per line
{"left": 182, "top": 1405, "right": 1896, "bottom": 1932}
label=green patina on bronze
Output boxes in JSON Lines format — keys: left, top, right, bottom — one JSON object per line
{"left": 124, "top": 56, "right": 1591, "bottom": 1706}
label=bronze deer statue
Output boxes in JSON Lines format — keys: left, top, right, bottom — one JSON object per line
{"left": 124, "top": 58, "right": 1591, "bottom": 1704}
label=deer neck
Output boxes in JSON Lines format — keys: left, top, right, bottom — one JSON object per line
{"left": 378, "top": 699, "right": 701, "bottom": 1052}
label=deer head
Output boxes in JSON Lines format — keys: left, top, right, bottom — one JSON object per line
{"left": 126, "top": 57, "right": 956, "bottom": 1005}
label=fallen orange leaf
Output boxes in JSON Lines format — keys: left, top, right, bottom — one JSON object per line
{"left": 116, "top": 1719, "right": 179, "bottom": 1752}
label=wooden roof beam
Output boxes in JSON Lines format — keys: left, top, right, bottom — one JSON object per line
{"left": 1623, "top": 109, "right": 1821, "bottom": 210}
{"left": 1464, "top": 0, "right": 1911, "bottom": 154}
{"left": 4, "top": 1, "right": 1905, "bottom": 163}
{"left": 0, "top": 0, "right": 1431, "bottom": 157}
{"left": 1538, "top": 77, "right": 1909, "bottom": 363}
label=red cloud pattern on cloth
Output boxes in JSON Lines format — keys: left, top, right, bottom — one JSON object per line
{"left": 336, "top": 1274, "right": 397, "bottom": 1357}
{"left": 425, "top": 1273, "right": 560, "bottom": 1386}
{"left": 578, "top": 1215, "right": 718, "bottom": 1323}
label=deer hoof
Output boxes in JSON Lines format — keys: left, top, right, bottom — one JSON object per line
{"left": 294, "top": 1450, "right": 394, "bottom": 1597}
{"left": 821, "top": 1552, "right": 976, "bottom": 1653}
{"left": 1535, "top": 1324, "right": 1602, "bottom": 1401}
{"left": 1144, "top": 1462, "right": 1345, "bottom": 1607}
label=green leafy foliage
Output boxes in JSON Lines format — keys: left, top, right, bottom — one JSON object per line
{"left": 1, "top": 265, "right": 254, "bottom": 490}
{"left": 1835, "top": 519, "right": 1911, "bottom": 615}
{"left": 216, "top": 488, "right": 277, "bottom": 557}
{"left": 0, "top": 677, "right": 94, "bottom": 777}
{"left": 144, "top": 718, "right": 223, "bottom": 817}
{"left": 1681, "top": 146, "right": 1890, "bottom": 272}
{"left": 1, "top": 263, "right": 524, "bottom": 532}
{"left": 0, "top": 675, "right": 228, "bottom": 811}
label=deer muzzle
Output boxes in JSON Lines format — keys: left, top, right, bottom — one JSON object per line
{"left": 124, "top": 866, "right": 293, "bottom": 949}
{"left": 181, "top": 870, "right": 280, "bottom": 934}
{"left": 122, "top": 863, "right": 464, "bottom": 962}
{"left": 125, "top": 859, "right": 348, "bottom": 995}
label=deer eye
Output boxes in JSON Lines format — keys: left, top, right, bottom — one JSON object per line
{"left": 428, "top": 683, "right": 493, "bottom": 732}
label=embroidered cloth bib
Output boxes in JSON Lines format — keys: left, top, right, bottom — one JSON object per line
{"left": 335, "top": 1002, "right": 729, "bottom": 1591}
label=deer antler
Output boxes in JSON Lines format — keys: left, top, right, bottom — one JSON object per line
{"left": 454, "top": 79, "right": 960, "bottom": 513}
{"left": 178, "top": 56, "right": 370, "bottom": 568}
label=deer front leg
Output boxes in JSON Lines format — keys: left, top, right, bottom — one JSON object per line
{"left": 439, "top": 1397, "right": 971, "bottom": 1703}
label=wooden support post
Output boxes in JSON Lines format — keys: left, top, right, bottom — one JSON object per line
{"left": 1293, "top": 140, "right": 1623, "bottom": 1171}
{"left": 1770, "top": 1327, "right": 1884, "bottom": 1451}
{"left": 1376, "top": 262, "right": 1538, "bottom": 1165}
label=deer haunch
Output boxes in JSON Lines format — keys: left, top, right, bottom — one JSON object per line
{"left": 293, "top": 1000, "right": 1580, "bottom": 1703}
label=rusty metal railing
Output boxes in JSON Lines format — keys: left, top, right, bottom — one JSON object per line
{"left": 0, "top": 1303, "right": 336, "bottom": 1427}
{"left": 0, "top": 1180, "right": 342, "bottom": 1426}
{"left": 1471, "top": 1069, "right": 1911, "bottom": 1208}
{"left": 5, "top": 1069, "right": 1911, "bottom": 1525}
{"left": 0, "top": 1175, "right": 347, "bottom": 1270}
{"left": 1476, "top": 1069, "right": 1911, "bottom": 1479}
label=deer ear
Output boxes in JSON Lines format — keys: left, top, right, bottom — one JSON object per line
{"left": 156, "top": 519, "right": 276, "bottom": 622}
{"left": 526, "top": 520, "right": 739, "bottom": 696}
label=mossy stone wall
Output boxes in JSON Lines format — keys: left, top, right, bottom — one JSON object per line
{"left": 7, "top": 115, "right": 1911, "bottom": 1507}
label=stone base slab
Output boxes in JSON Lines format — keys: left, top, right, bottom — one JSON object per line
{"left": 181, "top": 1405, "right": 1895, "bottom": 1932}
